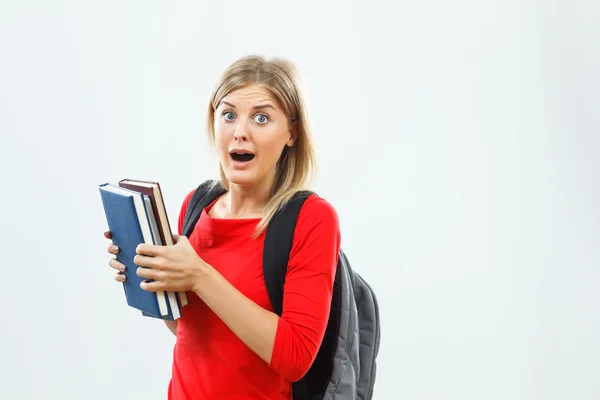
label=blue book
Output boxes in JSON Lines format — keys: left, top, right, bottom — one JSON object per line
{"left": 99, "top": 183, "right": 174, "bottom": 320}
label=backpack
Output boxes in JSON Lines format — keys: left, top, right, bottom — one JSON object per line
{"left": 181, "top": 180, "right": 381, "bottom": 400}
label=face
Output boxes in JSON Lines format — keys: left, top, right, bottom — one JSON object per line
{"left": 213, "top": 83, "right": 295, "bottom": 188}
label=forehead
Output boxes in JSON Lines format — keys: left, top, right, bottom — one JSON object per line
{"left": 220, "top": 84, "right": 280, "bottom": 108}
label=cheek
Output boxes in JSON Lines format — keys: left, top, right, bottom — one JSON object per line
{"left": 214, "top": 123, "right": 233, "bottom": 152}
{"left": 257, "top": 133, "right": 288, "bottom": 165}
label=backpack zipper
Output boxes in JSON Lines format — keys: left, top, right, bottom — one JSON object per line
{"left": 356, "top": 274, "right": 380, "bottom": 399}
{"left": 345, "top": 262, "right": 357, "bottom": 355}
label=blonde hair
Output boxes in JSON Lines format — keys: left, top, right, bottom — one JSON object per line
{"left": 206, "top": 54, "right": 318, "bottom": 236}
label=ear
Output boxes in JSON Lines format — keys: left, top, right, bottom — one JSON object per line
{"left": 287, "top": 120, "right": 298, "bottom": 147}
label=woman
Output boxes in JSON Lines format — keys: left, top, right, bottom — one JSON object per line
{"left": 104, "top": 54, "right": 341, "bottom": 399}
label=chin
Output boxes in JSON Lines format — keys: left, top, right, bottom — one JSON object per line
{"left": 223, "top": 169, "right": 260, "bottom": 188}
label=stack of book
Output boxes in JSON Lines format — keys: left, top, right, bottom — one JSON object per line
{"left": 99, "top": 179, "right": 187, "bottom": 320}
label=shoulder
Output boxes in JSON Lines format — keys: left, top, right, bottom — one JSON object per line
{"left": 178, "top": 188, "right": 197, "bottom": 216}
{"left": 179, "top": 180, "right": 220, "bottom": 215}
{"left": 182, "top": 188, "right": 197, "bottom": 208}
{"left": 298, "top": 193, "right": 339, "bottom": 225}
{"left": 287, "top": 192, "right": 341, "bottom": 274}
{"left": 293, "top": 192, "right": 340, "bottom": 240}
{"left": 176, "top": 188, "right": 199, "bottom": 235}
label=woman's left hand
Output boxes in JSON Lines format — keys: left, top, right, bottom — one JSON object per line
{"left": 134, "top": 234, "right": 208, "bottom": 293}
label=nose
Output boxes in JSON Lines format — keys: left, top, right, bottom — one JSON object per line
{"left": 233, "top": 121, "right": 248, "bottom": 142}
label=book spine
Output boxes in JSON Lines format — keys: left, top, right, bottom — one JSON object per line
{"left": 140, "top": 195, "right": 169, "bottom": 317}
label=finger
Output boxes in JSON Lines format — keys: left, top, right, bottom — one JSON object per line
{"left": 114, "top": 272, "right": 126, "bottom": 282}
{"left": 104, "top": 231, "right": 112, "bottom": 239}
{"left": 173, "top": 234, "right": 189, "bottom": 245}
{"left": 136, "top": 243, "right": 162, "bottom": 257}
{"left": 133, "top": 254, "right": 157, "bottom": 269}
{"left": 140, "top": 279, "right": 166, "bottom": 292}
{"left": 108, "top": 244, "right": 119, "bottom": 255}
{"left": 136, "top": 265, "right": 157, "bottom": 280}
{"left": 108, "top": 258, "right": 126, "bottom": 272}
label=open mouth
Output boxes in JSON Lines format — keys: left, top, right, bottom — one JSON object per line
{"left": 230, "top": 152, "right": 255, "bottom": 162}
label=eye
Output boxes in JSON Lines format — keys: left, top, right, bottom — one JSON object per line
{"left": 222, "top": 111, "right": 235, "bottom": 121}
{"left": 253, "top": 114, "right": 268, "bottom": 124}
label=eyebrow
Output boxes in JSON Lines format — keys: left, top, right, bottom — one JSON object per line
{"left": 220, "top": 101, "right": 276, "bottom": 112}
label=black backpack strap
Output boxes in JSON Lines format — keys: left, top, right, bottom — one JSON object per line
{"left": 262, "top": 190, "right": 314, "bottom": 317}
{"left": 264, "top": 190, "right": 336, "bottom": 399}
{"left": 181, "top": 180, "right": 227, "bottom": 238}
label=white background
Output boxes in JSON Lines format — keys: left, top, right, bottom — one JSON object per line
{"left": 1, "top": 1, "right": 598, "bottom": 399}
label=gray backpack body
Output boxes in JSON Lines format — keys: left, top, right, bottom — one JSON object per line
{"left": 182, "top": 181, "right": 381, "bottom": 399}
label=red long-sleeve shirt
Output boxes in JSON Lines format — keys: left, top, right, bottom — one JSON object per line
{"left": 167, "top": 189, "right": 341, "bottom": 400}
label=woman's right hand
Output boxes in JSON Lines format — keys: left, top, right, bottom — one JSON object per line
{"left": 106, "top": 230, "right": 178, "bottom": 336}
{"left": 105, "top": 231, "right": 126, "bottom": 282}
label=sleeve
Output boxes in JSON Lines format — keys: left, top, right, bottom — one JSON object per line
{"left": 176, "top": 189, "right": 196, "bottom": 236}
{"left": 268, "top": 194, "right": 341, "bottom": 382}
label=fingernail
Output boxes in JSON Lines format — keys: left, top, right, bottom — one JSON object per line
{"left": 111, "top": 245, "right": 119, "bottom": 253}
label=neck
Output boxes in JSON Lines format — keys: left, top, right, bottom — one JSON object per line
{"left": 224, "top": 176, "right": 274, "bottom": 219}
